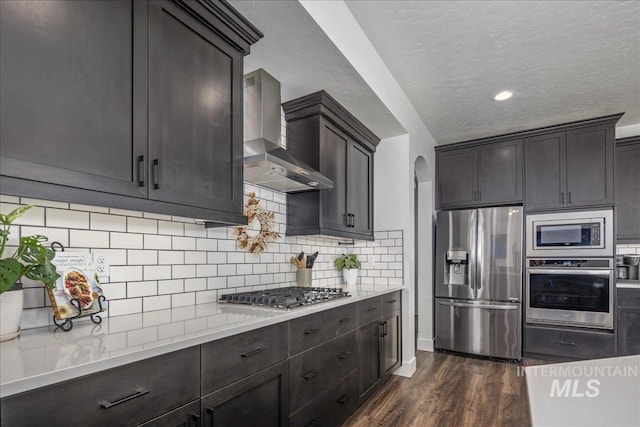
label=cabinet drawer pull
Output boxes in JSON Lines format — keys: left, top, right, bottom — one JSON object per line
{"left": 385, "top": 299, "right": 398, "bottom": 304}
{"left": 383, "top": 321, "right": 388, "bottom": 337}
{"left": 304, "top": 327, "right": 321, "bottom": 335}
{"left": 338, "top": 351, "right": 352, "bottom": 360}
{"left": 100, "top": 388, "right": 149, "bottom": 409}
{"left": 337, "top": 394, "right": 350, "bottom": 405}
{"left": 306, "top": 420, "right": 320, "bottom": 427}
{"left": 559, "top": 341, "right": 576, "bottom": 346}
{"left": 189, "top": 413, "right": 200, "bottom": 427}
{"left": 561, "top": 192, "right": 565, "bottom": 204}
{"left": 151, "top": 158, "right": 159, "bottom": 189}
{"left": 136, "top": 155, "right": 145, "bottom": 187}
{"left": 366, "top": 307, "right": 377, "bottom": 312}
{"left": 241, "top": 347, "right": 266, "bottom": 358}
{"left": 303, "top": 369, "right": 319, "bottom": 381}
{"left": 568, "top": 191, "right": 572, "bottom": 203}
{"left": 338, "top": 317, "right": 351, "bottom": 323}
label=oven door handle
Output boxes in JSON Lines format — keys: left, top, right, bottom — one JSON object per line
{"left": 527, "top": 269, "right": 613, "bottom": 276}
{"left": 437, "top": 300, "right": 518, "bottom": 310}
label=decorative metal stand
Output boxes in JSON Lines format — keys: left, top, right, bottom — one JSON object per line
{"left": 53, "top": 295, "right": 107, "bottom": 332}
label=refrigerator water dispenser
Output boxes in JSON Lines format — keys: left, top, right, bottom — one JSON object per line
{"left": 445, "top": 250, "right": 468, "bottom": 285}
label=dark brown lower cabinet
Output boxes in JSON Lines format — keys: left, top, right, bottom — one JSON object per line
{"left": 524, "top": 325, "right": 615, "bottom": 360}
{"left": 356, "top": 320, "right": 382, "bottom": 405}
{"left": 0, "top": 346, "right": 200, "bottom": 427}
{"left": 617, "top": 287, "right": 640, "bottom": 356}
{"left": 381, "top": 311, "right": 401, "bottom": 377}
{"left": 140, "top": 400, "right": 201, "bottom": 427}
{"left": 200, "top": 361, "right": 288, "bottom": 427}
{"left": 289, "top": 371, "right": 358, "bottom": 427}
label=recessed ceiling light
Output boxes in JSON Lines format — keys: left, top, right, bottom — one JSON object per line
{"left": 493, "top": 90, "right": 514, "bottom": 101}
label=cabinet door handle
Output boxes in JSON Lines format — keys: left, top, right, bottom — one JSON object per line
{"left": 337, "top": 394, "right": 350, "bottom": 405}
{"left": 241, "top": 347, "right": 266, "bottom": 358}
{"left": 384, "top": 321, "right": 388, "bottom": 337}
{"left": 561, "top": 192, "right": 565, "bottom": 204}
{"left": 351, "top": 214, "right": 355, "bottom": 228}
{"left": 338, "top": 317, "right": 351, "bottom": 323}
{"left": 189, "top": 413, "right": 200, "bottom": 427}
{"left": 345, "top": 213, "right": 351, "bottom": 227}
{"left": 151, "top": 159, "right": 160, "bottom": 190}
{"left": 99, "top": 388, "right": 149, "bottom": 409}
{"left": 380, "top": 323, "right": 385, "bottom": 338}
{"left": 559, "top": 341, "right": 576, "bottom": 346}
{"left": 568, "top": 191, "right": 572, "bottom": 203}
{"left": 304, "top": 327, "right": 321, "bottom": 335}
{"left": 303, "top": 369, "right": 319, "bottom": 381}
{"left": 338, "top": 351, "right": 352, "bottom": 360}
{"left": 136, "top": 155, "right": 145, "bottom": 187}
{"left": 206, "top": 407, "right": 214, "bottom": 426}
{"left": 366, "top": 307, "right": 377, "bottom": 312}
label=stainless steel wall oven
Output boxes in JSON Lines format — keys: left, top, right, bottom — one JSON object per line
{"left": 526, "top": 259, "right": 614, "bottom": 329}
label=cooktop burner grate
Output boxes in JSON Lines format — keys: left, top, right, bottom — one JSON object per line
{"left": 219, "top": 286, "right": 350, "bottom": 309}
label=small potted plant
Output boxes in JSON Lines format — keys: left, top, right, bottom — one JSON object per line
{"left": 334, "top": 253, "right": 361, "bottom": 286}
{"left": 0, "top": 205, "right": 59, "bottom": 341}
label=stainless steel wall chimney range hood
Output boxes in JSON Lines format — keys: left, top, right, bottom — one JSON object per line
{"left": 243, "top": 69, "right": 333, "bottom": 193}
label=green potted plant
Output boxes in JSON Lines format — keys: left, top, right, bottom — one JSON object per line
{"left": 0, "top": 205, "right": 59, "bottom": 341}
{"left": 334, "top": 253, "right": 361, "bottom": 286}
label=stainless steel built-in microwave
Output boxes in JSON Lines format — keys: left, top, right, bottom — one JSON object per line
{"left": 525, "top": 209, "right": 614, "bottom": 257}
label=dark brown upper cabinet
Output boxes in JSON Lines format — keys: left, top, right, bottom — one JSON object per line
{"left": 615, "top": 136, "right": 640, "bottom": 243}
{"left": 525, "top": 121, "right": 616, "bottom": 212}
{"left": 436, "top": 139, "right": 523, "bottom": 210}
{"left": 0, "top": 0, "right": 261, "bottom": 225}
{"left": 283, "top": 91, "right": 379, "bottom": 241}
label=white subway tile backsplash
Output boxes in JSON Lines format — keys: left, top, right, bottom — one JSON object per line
{"left": 144, "top": 265, "right": 172, "bottom": 281}
{"left": 4, "top": 187, "right": 403, "bottom": 328}
{"left": 91, "top": 213, "right": 127, "bottom": 232}
{"left": 1, "top": 203, "right": 45, "bottom": 226}
{"left": 159, "top": 250, "right": 184, "bottom": 265}
{"left": 110, "top": 266, "right": 143, "bottom": 283}
{"left": 172, "top": 292, "right": 195, "bottom": 307}
{"left": 22, "top": 198, "right": 69, "bottom": 209}
{"left": 144, "top": 234, "right": 172, "bottom": 250}
{"left": 143, "top": 295, "right": 171, "bottom": 312}
{"left": 128, "top": 249, "right": 158, "bottom": 265}
{"left": 207, "top": 277, "right": 227, "bottom": 289}
{"left": 109, "top": 298, "right": 143, "bottom": 316}
{"left": 172, "top": 264, "right": 196, "bottom": 279}
{"left": 70, "top": 229, "right": 110, "bottom": 248}
{"left": 185, "top": 278, "right": 207, "bottom": 292}
{"left": 158, "top": 279, "right": 184, "bottom": 294}
{"left": 110, "top": 232, "right": 143, "bottom": 249}
{"left": 185, "top": 251, "right": 207, "bottom": 264}
{"left": 128, "top": 217, "right": 158, "bottom": 234}
{"left": 47, "top": 208, "right": 89, "bottom": 229}
{"left": 172, "top": 236, "right": 196, "bottom": 250}
{"left": 159, "top": 220, "right": 184, "bottom": 236}
{"left": 127, "top": 281, "right": 158, "bottom": 298}
{"left": 21, "top": 226, "right": 69, "bottom": 248}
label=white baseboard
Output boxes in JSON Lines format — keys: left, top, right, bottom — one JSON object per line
{"left": 417, "top": 337, "right": 434, "bottom": 352}
{"left": 393, "top": 356, "right": 416, "bottom": 378}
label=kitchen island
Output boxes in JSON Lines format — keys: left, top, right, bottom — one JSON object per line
{"left": 525, "top": 354, "right": 640, "bottom": 426}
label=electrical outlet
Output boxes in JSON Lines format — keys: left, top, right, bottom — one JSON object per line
{"left": 92, "top": 252, "right": 110, "bottom": 281}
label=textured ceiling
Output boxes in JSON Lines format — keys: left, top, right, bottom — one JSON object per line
{"left": 346, "top": 0, "right": 640, "bottom": 144}
{"left": 229, "top": 0, "right": 406, "bottom": 140}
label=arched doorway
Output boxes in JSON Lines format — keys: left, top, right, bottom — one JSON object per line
{"left": 414, "top": 156, "right": 434, "bottom": 351}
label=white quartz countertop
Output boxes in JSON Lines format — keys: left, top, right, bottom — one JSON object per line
{"left": 0, "top": 287, "right": 402, "bottom": 398}
{"left": 525, "top": 355, "right": 640, "bottom": 426}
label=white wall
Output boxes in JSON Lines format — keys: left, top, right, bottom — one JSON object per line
{"left": 301, "top": 0, "right": 439, "bottom": 377}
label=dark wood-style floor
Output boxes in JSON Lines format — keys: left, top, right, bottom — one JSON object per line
{"left": 344, "top": 351, "right": 545, "bottom": 427}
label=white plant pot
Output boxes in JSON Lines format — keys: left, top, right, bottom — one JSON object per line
{"left": 343, "top": 268, "right": 359, "bottom": 286}
{"left": 0, "top": 288, "right": 24, "bottom": 342}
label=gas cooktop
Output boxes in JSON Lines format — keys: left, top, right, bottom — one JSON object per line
{"left": 219, "top": 287, "right": 350, "bottom": 309}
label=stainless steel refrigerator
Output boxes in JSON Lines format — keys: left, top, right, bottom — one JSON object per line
{"left": 435, "top": 206, "right": 523, "bottom": 359}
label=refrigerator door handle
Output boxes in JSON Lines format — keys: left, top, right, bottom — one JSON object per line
{"left": 437, "top": 300, "right": 519, "bottom": 310}
{"left": 469, "top": 209, "right": 478, "bottom": 299}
